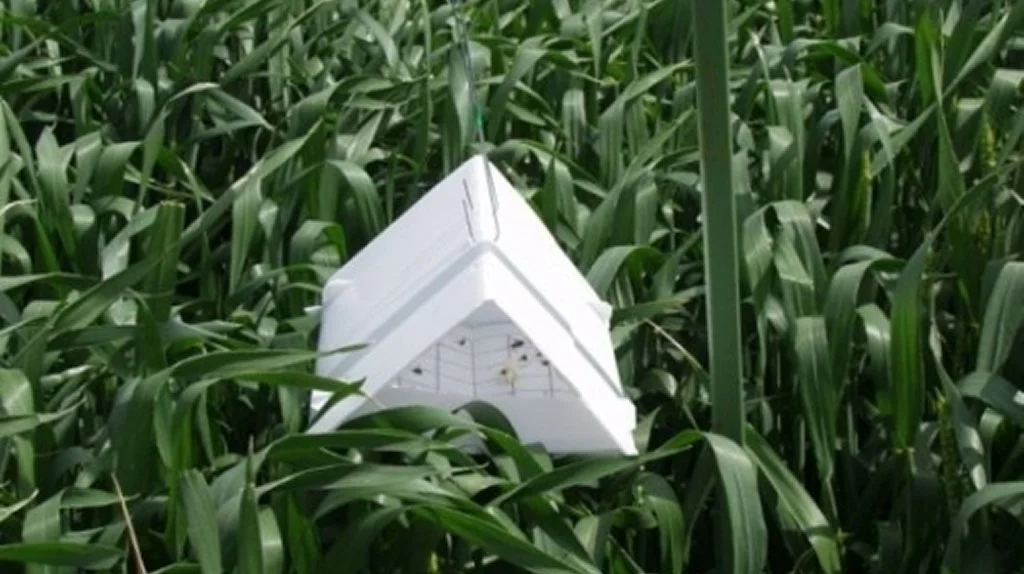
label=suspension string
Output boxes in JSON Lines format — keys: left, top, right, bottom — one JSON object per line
{"left": 446, "top": 0, "right": 486, "bottom": 145}
{"left": 447, "top": 0, "right": 501, "bottom": 242}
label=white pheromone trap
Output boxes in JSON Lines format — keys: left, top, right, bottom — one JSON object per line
{"left": 307, "top": 155, "right": 637, "bottom": 455}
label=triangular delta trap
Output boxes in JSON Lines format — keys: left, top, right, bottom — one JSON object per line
{"left": 308, "top": 155, "right": 637, "bottom": 455}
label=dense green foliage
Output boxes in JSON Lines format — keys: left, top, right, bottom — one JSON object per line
{"left": 1, "top": 0, "right": 1023, "bottom": 572}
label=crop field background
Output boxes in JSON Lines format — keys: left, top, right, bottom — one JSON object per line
{"left": 0, "top": 0, "right": 1022, "bottom": 572}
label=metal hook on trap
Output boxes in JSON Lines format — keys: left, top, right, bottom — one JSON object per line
{"left": 460, "top": 169, "right": 501, "bottom": 244}
{"left": 481, "top": 159, "right": 501, "bottom": 242}
{"left": 448, "top": 0, "right": 500, "bottom": 244}
{"left": 461, "top": 183, "right": 476, "bottom": 244}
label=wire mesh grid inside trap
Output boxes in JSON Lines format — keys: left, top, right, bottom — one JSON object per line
{"left": 387, "top": 322, "right": 579, "bottom": 399}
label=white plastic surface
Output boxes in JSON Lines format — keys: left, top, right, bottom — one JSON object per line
{"left": 308, "top": 155, "right": 637, "bottom": 455}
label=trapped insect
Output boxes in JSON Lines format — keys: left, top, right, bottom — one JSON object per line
{"left": 499, "top": 357, "right": 518, "bottom": 388}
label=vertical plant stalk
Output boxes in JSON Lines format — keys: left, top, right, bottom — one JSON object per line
{"left": 112, "top": 473, "right": 148, "bottom": 574}
{"left": 692, "top": 0, "right": 744, "bottom": 442}
{"left": 691, "top": 6, "right": 761, "bottom": 571}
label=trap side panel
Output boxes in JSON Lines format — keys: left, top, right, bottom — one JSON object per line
{"left": 386, "top": 304, "right": 576, "bottom": 400}
{"left": 309, "top": 256, "right": 493, "bottom": 432}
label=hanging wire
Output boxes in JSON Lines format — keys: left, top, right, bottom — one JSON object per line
{"left": 447, "top": 0, "right": 501, "bottom": 242}
{"left": 446, "top": 0, "right": 486, "bottom": 146}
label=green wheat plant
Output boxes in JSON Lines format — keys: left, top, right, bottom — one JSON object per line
{"left": 0, "top": 0, "right": 1022, "bottom": 572}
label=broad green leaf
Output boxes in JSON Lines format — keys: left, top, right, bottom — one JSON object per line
{"left": 219, "top": 0, "right": 332, "bottom": 85}
{"left": 888, "top": 166, "right": 1005, "bottom": 448}
{"left": 487, "top": 37, "right": 549, "bottom": 142}
{"left": 321, "top": 506, "right": 408, "bottom": 572}
{"left": 170, "top": 346, "right": 362, "bottom": 382}
{"left": 0, "top": 489, "right": 38, "bottom": 525}
{"left": 0, "top": 398, "right": 82, "bottom": 439}
{"left": 745, "top": 426, "right": 841, "bottom": 573}
{"left": 638, "top": 472, "right": 685, "bottom": 574}
{"left": 230, "top": 178, "right": 262, "bottom": 292}
{"left": 54, "top": 254, "right": 167, "bottom": 332}
{"left": 0, "top": 543, "right": 122, "bottom": 570}
{"left": 975, "top": 262, "right": 1024, "bottom": 373}
{"left": 704, "top": 433, "right": 768, "bottom": 574}
{"left": 110, "top": 373, "right": 168, "bottom": 494}
{"left": 959, "top": 372, "right": 1024, "bottom": 429}
{"left": 0, "top": 368, "right": 37, "bottom": 493}
{"left": 92, "top": 142, "right": 140, "bottom": 198}
{"left": 585, "top": 245, "right": 662, "bottom": 297}
{"left": 792, "top": 316, "right": 838, "bottom": 491}
{"left": 692, "top": 0, "right": 746, "bottom": 447}
{"left": 415, "top": 505, "right": 599, "bottom": 574}
{"left": 325, "top": 160, "right": 384, "bottom": 239}
{"left": 181, "top": 125, "right": 318, "bottom": 247}
{"left": 494, "top": 430, "right": 701, "bottom": 505}
{"left": 180, "top": 469, "right": 222, "bottom": 574}
{"left": 947, "top": 1, "right": 1024, "bottom": 93}
{"left": 257, "top": 508, "right": 283, "bottom": 574}
{"left": 22, "top": 493, "right": 63, "bottom": 574}
{"left": 33, "top": 127, "right": 75, "bottom": 257}
{"left": 236, "top": 482, "right": 262, "bottom": 574}
{"left": 824, "top": 253, "right": 898, "bottom": 384}
{"left": 943, "top": 482, "right": 1024, "bottom": 572}
{"left": 932, "top": 353, "right": 988, "bottom": 491}
{"left": 889, "top": 236, "right": 931, "bottom": 449}
{"left": 837, "top": 64, "right": 863, "bottom": 157}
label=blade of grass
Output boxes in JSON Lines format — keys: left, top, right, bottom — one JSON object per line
{"left": 692, "top": 0, "right": 743, "bottom": 444}
{"left": 179, "top": 469, "right": 222, "bottom": 574}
